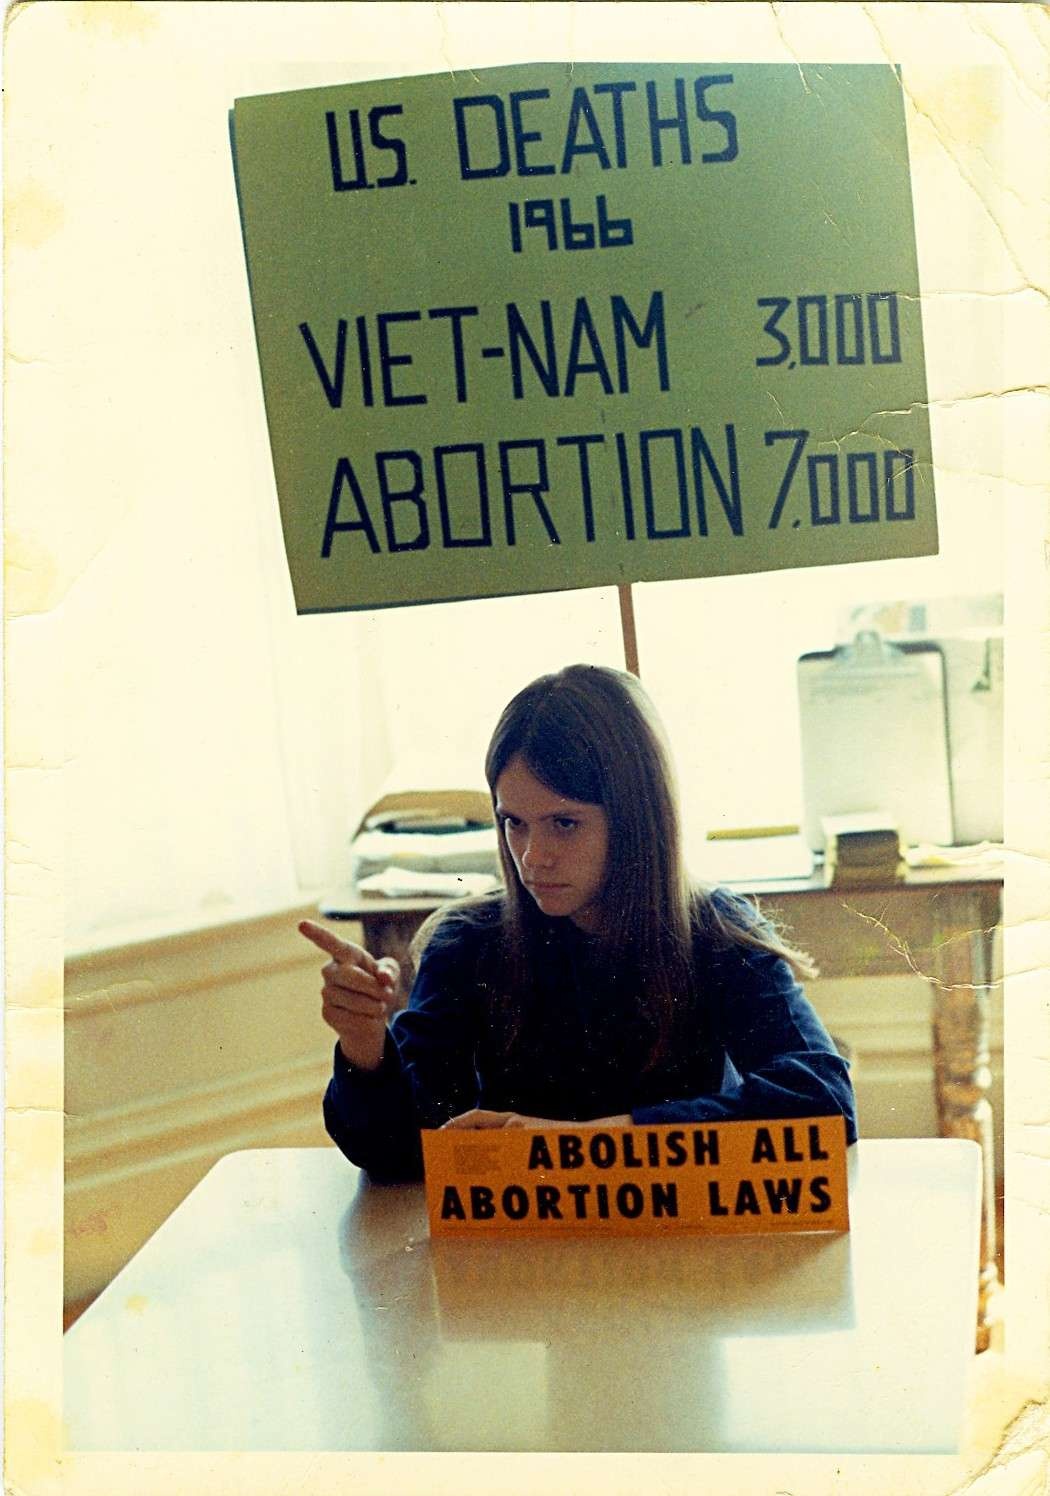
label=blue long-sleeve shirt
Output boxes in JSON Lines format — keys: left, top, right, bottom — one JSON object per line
{"left": 324, "top": 891, "right": 857, "bottom": 1181}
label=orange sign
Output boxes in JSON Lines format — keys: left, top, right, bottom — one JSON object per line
{"left": 423, "top": 1116, "right": 849, "bottom": 1237}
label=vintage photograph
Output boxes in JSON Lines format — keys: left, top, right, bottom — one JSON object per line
{"left": 4, "top": 3, "right": 1048, "bottom": 1493}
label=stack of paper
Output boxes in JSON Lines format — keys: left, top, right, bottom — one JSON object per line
{"left": 356, "top": 867, "right": 500, "bottom": 900}
{"left": 352, "top": 825, "right": 500, "bottom": 880}
{"left": 350, "top": 761, "right": 499, "bottom": 885}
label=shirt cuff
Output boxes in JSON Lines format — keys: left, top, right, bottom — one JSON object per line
{"left": 331, "top": 1031, "right": 399, "bottom": 1084}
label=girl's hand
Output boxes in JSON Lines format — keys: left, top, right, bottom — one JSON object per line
{"left": 441, "top": 1109, "right": 559, "bottom": 1130}
{"left": 299, "top": 919, "right": 400, "bottom": 1072}
{"left": 441, "top": 1109, "right": 632, "bottom": 1130}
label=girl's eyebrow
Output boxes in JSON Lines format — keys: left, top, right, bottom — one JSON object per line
{"left": 496, "top": 802, "right": 586, "bottom": 819}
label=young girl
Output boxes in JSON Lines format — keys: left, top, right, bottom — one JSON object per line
{"left": 303, "top": 664, "right": 856, "bottom": 1181}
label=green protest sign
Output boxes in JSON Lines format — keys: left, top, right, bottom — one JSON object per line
{"left": 232, "top": 63, "right": 936, "bottom": 614}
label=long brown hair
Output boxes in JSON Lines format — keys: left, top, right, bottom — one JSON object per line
{"left": 416, "top": 664, "right": 815, "bottom": 1065}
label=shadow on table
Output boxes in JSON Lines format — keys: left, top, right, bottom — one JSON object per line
{"left": 337, "top": 1176, "right": 855, "bottom": 1452}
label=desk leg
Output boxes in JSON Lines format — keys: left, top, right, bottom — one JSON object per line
{"left": 930, "top": 894, "right": 1001, "bottom": 1352}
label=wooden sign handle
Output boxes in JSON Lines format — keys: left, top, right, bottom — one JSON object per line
{"left": 617, "top": 584, "right": 640, "bottom": 678}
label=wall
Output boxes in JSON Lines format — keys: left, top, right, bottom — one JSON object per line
{"left": 64, "top": 906, "right": 342, "bottom": 1309}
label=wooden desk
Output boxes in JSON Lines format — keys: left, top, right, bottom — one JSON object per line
{"left": 321, "top": 864, "right": 1003, "bottom": 1348}
{"left": 64, "top": 1141, "right": 981, "bottom": 1453}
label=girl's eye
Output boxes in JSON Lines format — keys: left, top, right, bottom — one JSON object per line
{"left": 502, "top": 815, "right": 523, "bottom": 831}
{"left": 554, "top": 817, "right": 578, "bottom": 832}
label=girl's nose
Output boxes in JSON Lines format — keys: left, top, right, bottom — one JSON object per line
{"left": 522, "top": 835, "right": 553, "bottom": 870}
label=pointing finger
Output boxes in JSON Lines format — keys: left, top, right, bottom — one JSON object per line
{"left": 298, "top": 919, "right": 378, "bottom": 973}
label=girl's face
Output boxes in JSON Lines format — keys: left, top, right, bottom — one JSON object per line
{"left": 494, "top": 754, "right": 610, "bottom": 932}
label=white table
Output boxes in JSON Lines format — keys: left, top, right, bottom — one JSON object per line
{"left": 64, "top": 1140, "right": 980, "bottom": 1453}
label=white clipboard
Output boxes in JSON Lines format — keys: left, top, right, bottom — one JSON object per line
{"left": 798, "top": 631, "right": 954, "bottom": 852}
